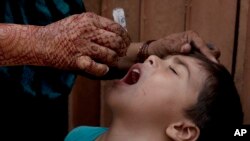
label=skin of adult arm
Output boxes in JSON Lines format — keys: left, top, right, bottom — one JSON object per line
{"left": 0, "top": 12, "right": 131, "bottom": 76}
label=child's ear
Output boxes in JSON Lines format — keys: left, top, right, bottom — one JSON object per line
{"left": 165, "top": 120, "right": 200, "bottom": 141}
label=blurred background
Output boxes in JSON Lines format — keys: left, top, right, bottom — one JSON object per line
{"left": 69, "top": 0, "right": 250, "bottom": 130}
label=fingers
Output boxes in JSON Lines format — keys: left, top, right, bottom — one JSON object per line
{"left": 74, "top": 39, "right": 119, "bottom": 66}
{"left": 151, "top": 35, "right": 190, "bottom": 57}
{"left": 180, "top": 43, "right": 192, "bottom": 53}
{"left": 80, "top": 12, "right": 131, "bottom": 57}
{"left": 185, "top": 30, "right": 220, "bottom": 63}
{"left": 87, "top": 42, "right": 119, "bottom": 66}
{"left": 76, "top": 56, "right": 109, "bottom": 76}
{"left": 145, "top": 30, "right": 220, "bottom": 64}
{"left": 102, "top": 22, "right": 131, "bottom": 48}
{"left": 94, "top": 14, "right": 131, "bottom": 47}
{"left": 206, "top": 43, "right": 221, "bottom": 59}
{"left": 87, "top": 29, "right": 127, "bottom": 56}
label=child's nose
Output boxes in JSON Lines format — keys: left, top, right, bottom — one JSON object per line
{"left": 146, "top": 55, "right": 160, "bottom": 67}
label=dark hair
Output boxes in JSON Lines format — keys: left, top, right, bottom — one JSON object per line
{"left": 184, "top": 52, "right": 243, "bottom": 141}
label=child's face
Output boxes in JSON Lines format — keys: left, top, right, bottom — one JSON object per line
{"left": 106, "top": 55, "right": 208, "bottom": 124}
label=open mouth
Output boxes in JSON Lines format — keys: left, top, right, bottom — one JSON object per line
{"left": 121, "top": 64, "right": 141, "bottom": 85}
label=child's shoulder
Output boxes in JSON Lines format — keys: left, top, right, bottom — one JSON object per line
{"left": 65, "top": 126, "right": 108, "bottom": 141}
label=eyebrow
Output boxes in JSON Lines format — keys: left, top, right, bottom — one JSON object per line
{"left": 173, "top": 57, "right": 190, "bottom": 78}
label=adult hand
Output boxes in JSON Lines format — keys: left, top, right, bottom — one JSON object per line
{"left": 36, "top": 12, "right": 131, "bottom": 76}
{"left": 148, "top": 30, "right": 220, "bottom": 63}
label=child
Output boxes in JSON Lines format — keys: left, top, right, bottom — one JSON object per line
{"left": 65, "top": 52, "right": 243, "bottom": 141}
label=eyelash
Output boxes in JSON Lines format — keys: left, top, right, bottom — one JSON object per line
{"left": 169, "top": 65, "right": 178, "bottom": 75}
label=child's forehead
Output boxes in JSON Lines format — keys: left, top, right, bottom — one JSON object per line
{"left": 163, "top": 54, "right": 201, "bottom": 63}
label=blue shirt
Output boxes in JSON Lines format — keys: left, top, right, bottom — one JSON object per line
{"left": 65, "top": 126, "right": 108, "bottom": 141}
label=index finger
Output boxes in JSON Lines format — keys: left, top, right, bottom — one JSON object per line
{"left": 95, "top": 15, "right": 131, "bottom": 48}
{"left": 186, "top": 31, "right": 220, "bottom": 63}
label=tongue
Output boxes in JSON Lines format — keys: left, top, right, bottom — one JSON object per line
{"left": 124, "top": 70, "right": 140, "bottom": 85}
{"left": 131, "top": 71, "right": 140, "bottom": 84}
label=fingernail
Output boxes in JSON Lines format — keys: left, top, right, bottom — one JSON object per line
{"left": 206, "top": 43, "right": 215, "bottom": 50}
{"left": 211, "top": 58, "right": 219, "bottom": 63}
{"left": 104, "top": 66, "right": 109, "bottom": 74}
{"left": 181, "top": 44, "right": 191, "bottom": 53}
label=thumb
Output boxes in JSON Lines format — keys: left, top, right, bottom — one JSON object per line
{"left": 180, "top": 43, "right": 192, "bottom": 53}
{"left": 76, "top": 56, "right": 109, "bottom": 76}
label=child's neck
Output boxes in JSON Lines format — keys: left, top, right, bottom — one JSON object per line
{"left": 96, "top": 118, "right": 170, "bottom": 141}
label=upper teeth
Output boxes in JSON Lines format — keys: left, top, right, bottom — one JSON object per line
{"left": 131, "top": 68, "right": 140, "bottom": 83}
{"left": 132, "top": 69, "right": 140, "bottom": 74}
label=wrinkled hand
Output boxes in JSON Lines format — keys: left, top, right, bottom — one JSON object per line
{"left": 148, "top": 30, "right": 220, "bottom": 63}
{"left": 36, "top": 12, "right": 130, "bottom": 76}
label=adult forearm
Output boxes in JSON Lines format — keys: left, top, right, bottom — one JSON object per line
{"left": 0, "top": 24, "right": 42, "bottom": 66}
